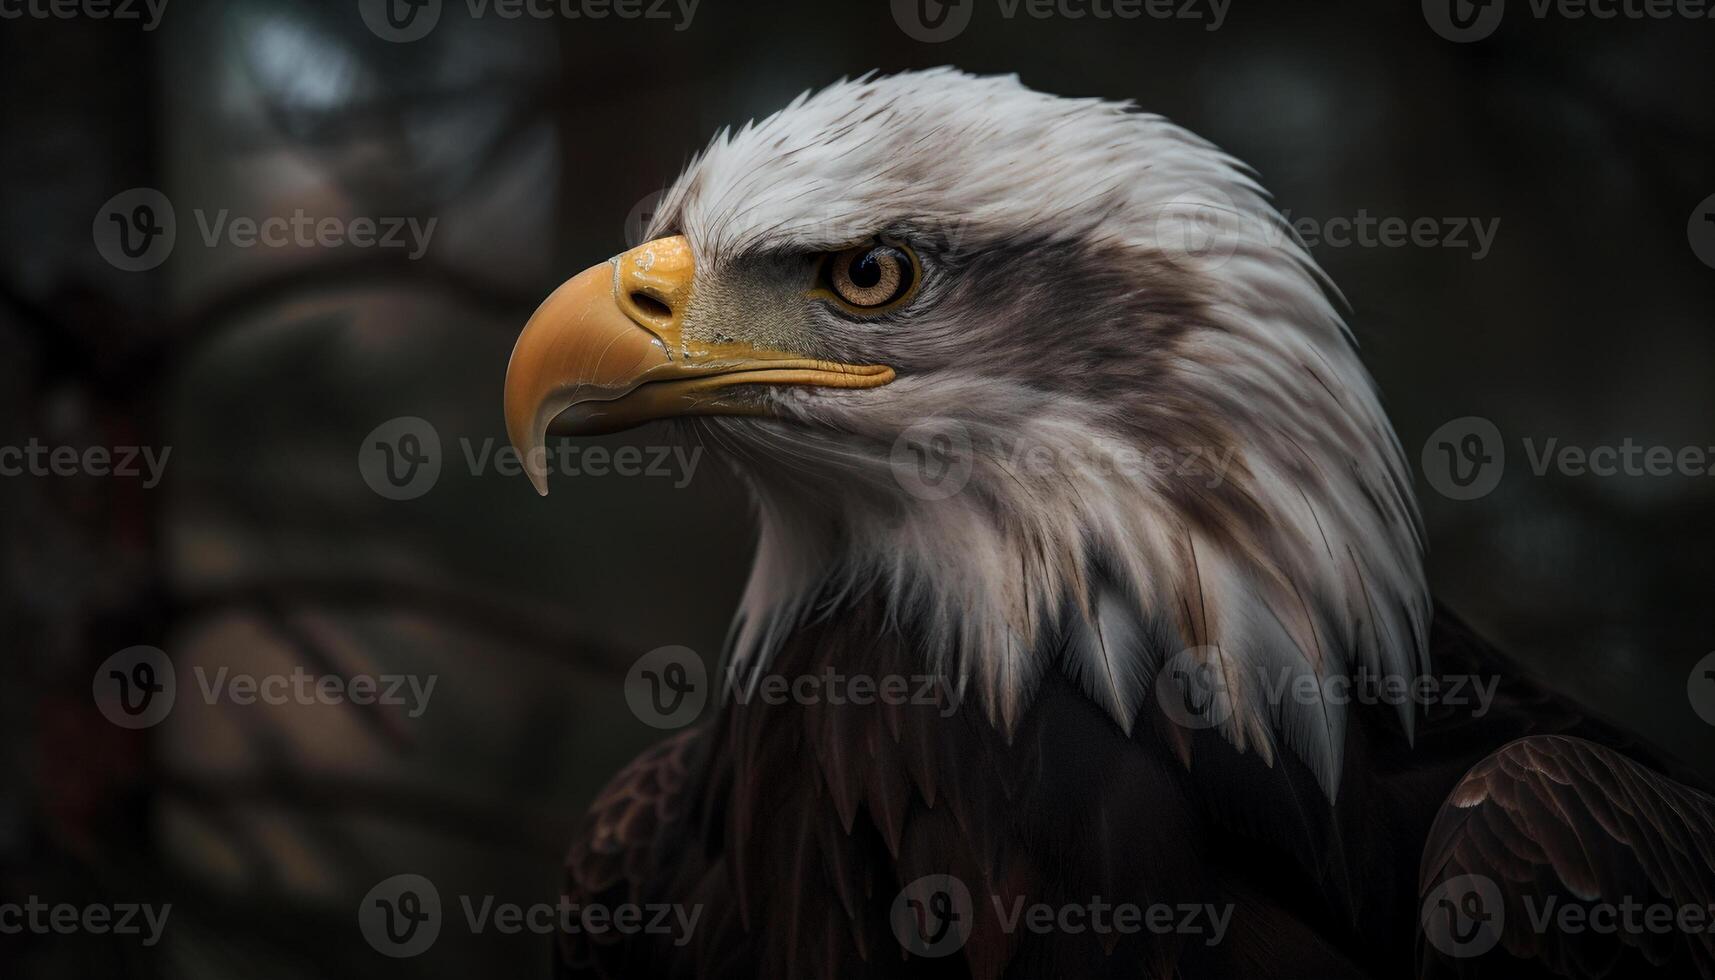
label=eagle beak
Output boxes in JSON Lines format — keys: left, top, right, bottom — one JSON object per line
{"left": 503, "top": 234, "right": 895, "bottom": 495}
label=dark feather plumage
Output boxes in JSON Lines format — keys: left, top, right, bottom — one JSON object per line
{"left": 1419, "top": 735, "right": 1715, "bottom": 979}
{"left": 559, "top": 604, "right": 1714, "bottom": 978}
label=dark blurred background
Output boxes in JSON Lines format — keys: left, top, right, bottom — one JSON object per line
{"left": 1, "top": 0, "right": 1711, "bottom": 976}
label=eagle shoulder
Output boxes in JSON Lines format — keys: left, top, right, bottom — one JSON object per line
{"left": 559, "top": 726, "right": 713, "bottom": 978}
{"left": 1417, "top": 734, "right": 1715, "bottom": 979}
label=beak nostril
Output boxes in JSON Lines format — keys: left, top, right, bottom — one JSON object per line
{"left": 629, "top": 291, "right": 673, "bottom": 321}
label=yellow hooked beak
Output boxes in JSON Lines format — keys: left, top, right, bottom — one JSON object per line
{"left": 503, "top": 234, "right": 895, "bottom": 495}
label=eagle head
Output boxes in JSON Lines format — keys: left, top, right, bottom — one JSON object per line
{"left": 504, "top": 69, "right": 1428, "bottom": 792}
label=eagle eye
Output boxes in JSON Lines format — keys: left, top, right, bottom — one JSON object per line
{"left": 820, "top": 242, "right": 918, "bottom": 311}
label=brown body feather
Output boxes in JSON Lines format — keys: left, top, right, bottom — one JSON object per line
{"left": 558, "top": 605, "right": 1711, "bottom": 978}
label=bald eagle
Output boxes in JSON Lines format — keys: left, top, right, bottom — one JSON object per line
{"left": 504, "top": 70, "right": 1715, "bottom": 979}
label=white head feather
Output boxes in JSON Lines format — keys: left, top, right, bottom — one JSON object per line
{"left": 648, "top": 69, "right": 1429, "bottom": 796}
